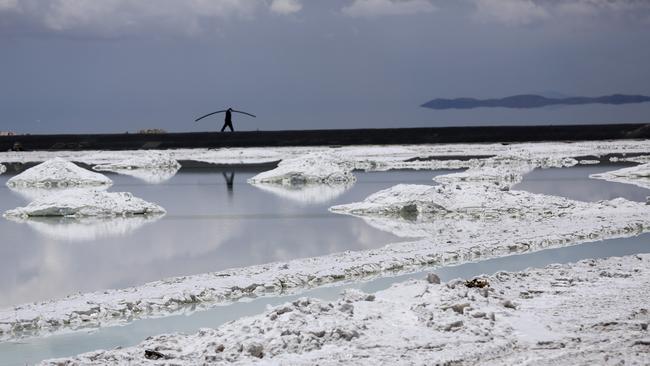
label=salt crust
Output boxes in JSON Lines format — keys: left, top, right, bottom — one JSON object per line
{"left": 43, "top": 255, "right": 650, "bottom": 365}
{"left": 92, "top": 151, "right": 181, "bottom": 184}
{"left": 6, "top": 158, "right": 112, "bottom": 188}
{"left": 590, "top": 162, "right": 650, "bottom": 190}
{"left": 0, "top": 163, "right": 5, "bottom": 174}
{"left": 3, "top": 190, "right": 165, "bottom": 218}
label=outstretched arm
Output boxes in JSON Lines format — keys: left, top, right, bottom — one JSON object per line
{"left": 232, "top": 110, "right": 256, "bottom": 118}
{"left": 195, "top": 110, "right": 227, "bottom": 122}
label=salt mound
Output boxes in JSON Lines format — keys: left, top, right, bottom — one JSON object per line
{"left": 92, "top": 151, "right": 181, "bottom": 171}
{"left": 248, "top": 152, "right": 356, "bottom": 185}
{"left": 0, "top": 164, "right": 5, "bottom": 174}
{"left": 3, "top": 190, "right": 165, "bottom": 218}
{"left": 330, "top": 183, "right": 579, "bottom": 219}
{"left": 6, "top": 158, "right": 112, "bottom": 188}
{"left": 590, "top": 163, "right": 650, "bottom": 190}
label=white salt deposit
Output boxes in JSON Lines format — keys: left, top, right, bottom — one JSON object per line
{"left": 92, "top": 151, "right": 180, "bottom": 171}
{"left": 590, "top": 162, "right": 650, "bottom": 190}
{"left": 6, "top": 158, "right": 112, "bottom": 188}
{"left": 433, "top": 158, "right": 536, "bottom": 189}
{"left": 42, "top": 255, "right": 650, "bottom": 365}
{"left": 3, "top": 190, "right": 165, "bottom": 218}
{"left": 0, "top": 163, "right": 5, "bottom": 174}
{"left": 248, "top": 152, "right": 356, "bottom": 185}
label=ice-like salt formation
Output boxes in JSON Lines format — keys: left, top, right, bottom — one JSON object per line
{"left": 5, "top": 215, "right": 163, "bottom": 242}
{"left": 3, "top": 190, "right": 165, "bottom": 218}
{"left": 43, "top": 255, "right": 650, "bottom": 365}
{"left": 6, "top": 158, "right": 112, "bottom": 188}
{"left": 91, "top": 151, "right": 181, "bottom": 184}
{"left": 92, "top": 151, "right": 180, "bottom": 171}
{"left": 590, "top": 162, "right": 650, "bottom": 190}
{"left": 248, "top": 152, "right": 356, "bottom": 185}
{"left": 0, "top": 163, "right": 5, "bottom": 174}
{"left": 433, "top": 158, "right": 536, "bottom": 189}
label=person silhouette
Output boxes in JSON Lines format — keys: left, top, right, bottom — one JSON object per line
{"left": 195, "top": 107, "right": 256, "bottom": 132}
{"left": 221, "top": 108, "right": 235, "bottom": 132}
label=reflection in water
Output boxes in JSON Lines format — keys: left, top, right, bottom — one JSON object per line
{"left": 5, "top": 215, "right": 164, "bottom": 242}
{"left": 514, "top": 164, "right": 650, "bottom": 202}
{"left": 223, "top": 171, "right": 234, "bottom": 199}
{"left": 101, "top": 167, "right": 180, "bottom": 184}
{"left": 250, "top": 181, "right": 354, "bottom": 204}
{"left": 8, "top": 185, "right": 110, "bottom": 202}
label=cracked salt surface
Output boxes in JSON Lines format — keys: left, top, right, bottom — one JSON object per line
{"left": 43, "top": 254, "right": 650, "bottom": 365}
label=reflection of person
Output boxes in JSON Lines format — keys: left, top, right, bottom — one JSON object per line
{"left": 222, "top": 171, "right": 234, "bottom": 197}
{"left": 221, "top": 108, "right": 234, "bottom": 132}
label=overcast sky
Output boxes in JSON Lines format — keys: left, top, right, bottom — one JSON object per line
{"left": 1, "top": 0, "right": 649, "bottom": 133}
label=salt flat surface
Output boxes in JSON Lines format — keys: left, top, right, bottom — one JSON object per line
{"left": 3, "top": 190, "right": 165, "bottom": 218}
{"left": 2, "top": 141, "right": 650, "bottom": 344}
{"left": 1, "top": 140, "right": 650, "bottom": 170}
{"left": 6, "top": 158, "right": 112, "bottom": 188}
{"left": 43, "top": 254, "right": 650, "bottom": 365}
{"left": 2, "top": 173, "right": 648, "bottom": 341}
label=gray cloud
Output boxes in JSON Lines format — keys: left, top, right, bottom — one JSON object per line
{"left": 0, "top": 0, "right": 300, "bottom": 37}
{"left": 471, "top": 0, "right": 650, "bottom": 26}
{"left": 342, "top": 0, "right": 436, "bottom": 18}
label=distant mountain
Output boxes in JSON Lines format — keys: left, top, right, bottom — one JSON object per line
{"left": 421, "top": 94, "right": 650, "bottom": 110}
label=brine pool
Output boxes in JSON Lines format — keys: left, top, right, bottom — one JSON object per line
{"left": 1, "top": 162, "right": 649, "bottom": 365}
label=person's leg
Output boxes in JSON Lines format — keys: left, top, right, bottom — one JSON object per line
{"left": 221, "top": 122, "right": 227, "bottom": 132}
{"left": 228, "top": 123, "right": 234, "bottom": 132}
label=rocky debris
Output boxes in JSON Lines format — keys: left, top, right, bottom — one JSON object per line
{"left": 465, "top": 278, "right": 489, "bottom": 288}
{"left": 42, "top": 255, "right": 650, "bottom": 365}
{"left": 3, "top": 190, "right": 165, "bottom": 218}
{"left": 6, "top": 157, "right": 112, "bottom": 188}
{"left": 427, "top": 273, "right": 441, "bottom": 284}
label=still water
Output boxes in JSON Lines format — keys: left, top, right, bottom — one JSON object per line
{"left": 0, "top": 166, "right": 451, "bottom": 307}
{"left": 1, "top": 163, "right": 649, "bottom": 365}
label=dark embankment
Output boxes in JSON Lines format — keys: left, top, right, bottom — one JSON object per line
{"left": 421, "top": 94, "right": 650, "bottom": 110}
{"left": 2, "top": 123, "right": 650, "bottom": 151}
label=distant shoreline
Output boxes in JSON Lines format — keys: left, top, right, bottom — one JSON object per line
{"left": 422, "top": 94, "right": 650, "bottom": 110}
{"left": 2, "top": 123, "right": 650, "bottom": 151}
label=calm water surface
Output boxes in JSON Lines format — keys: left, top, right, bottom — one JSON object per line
{"left": 0, "top": 166, "right": 449, "bottom": 307}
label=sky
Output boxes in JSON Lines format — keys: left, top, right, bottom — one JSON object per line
{"left": 1, "top": 0, "right": 650, "bottom": 134}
